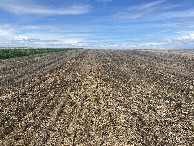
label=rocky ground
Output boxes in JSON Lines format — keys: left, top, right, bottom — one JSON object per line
{"left": 0, "top": 49, "right": 193, "bottom": 145}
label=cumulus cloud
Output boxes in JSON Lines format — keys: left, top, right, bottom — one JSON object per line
{"left": 78, "top": 31, "right": 194, "bottom": 49}
{"left": 0, "top": 23, "right": 194, "bottom": 49}
{"left": 0, "top": 28, "right": 87, "bottom": 48}
{"left": 0, "top": 23, "right": 86, "bottom": 47}
{"left": 1, "top": 35, "right": 194, "bottom": 49}
{"left": 14, "top": 35, "right": 29, "bottom": 40}
{"left": 176, "top": 31, "right": 194, "bottom": 40}
{"left": 0, "top": 37, "right": 85, "bottom": 48}
{"left": 0, "top": 29, "right": 14, "bottom": 39}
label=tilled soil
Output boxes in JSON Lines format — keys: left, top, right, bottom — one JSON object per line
{"left": 0, "top": 49, "right": 193, "bottom": 145}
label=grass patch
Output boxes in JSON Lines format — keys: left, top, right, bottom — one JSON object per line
{"left": 0, "top": 47, "right": 83, "bottom": 59}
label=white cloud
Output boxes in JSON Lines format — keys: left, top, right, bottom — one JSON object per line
{"left": 118, "top": 9, "right": 194, "bottom": 21}
{"left": 80, "top": 32, "right": 194, "bottom": 49}
{"left": 0, "top": 24, "right": 63, "bottom": 32}
{"left": 14, "top": 35, "right": 29, "bottom": 40}
{"left": 176, "top": 31, "right": 194, "bottom": 40}
{"left": 157, "top": 9, "right": 194, "bottom": 19}
{"left": 115, "top": 0, "right": 183, "bottom": 20}
{"left": 1, "top": 34, "right": 194, "bottom": 49}
{"left": 0, "top": 29, "right": 14, "bottom": 39}
{"left": 0, "top": 24, "right": 87, "bottom": 47}
{"left": 127, "top": 0, "right": 166, "bottom": 11}
{"left": 21, "top": 25, "right": 61, "bottom": 31}
{"left": 0, "top": 0, "right": 91, "bottom": 15}
{"left": 0, "top": 37, "right": 86, "bottom": 48}
{"left": 0, "top": 23, "right": 194, "bottom": 49}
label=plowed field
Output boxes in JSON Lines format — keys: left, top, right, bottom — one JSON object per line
{"left": 0, "top": 49, "right": 193, "bottom": 145}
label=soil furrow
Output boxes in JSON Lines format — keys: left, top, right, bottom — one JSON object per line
{"left": 0, "top": 49, "right": 193, "bottom": 145}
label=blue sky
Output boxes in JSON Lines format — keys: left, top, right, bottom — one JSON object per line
{"left": 0, "top": 0, "right": 194, "bottom": 49}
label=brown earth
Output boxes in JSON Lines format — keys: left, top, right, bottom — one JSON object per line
{"left": 0, "top": 49, "right": 193, "bottom": 145}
